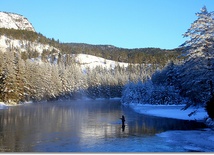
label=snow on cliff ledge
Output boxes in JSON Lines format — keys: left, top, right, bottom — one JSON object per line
{"left": 0, "top": 12, "right": 35, "bottom": 32}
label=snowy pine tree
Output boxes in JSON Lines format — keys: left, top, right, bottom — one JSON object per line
{"left": 1, "top": 51, "right": 19, "bottom": 104}
{"left": 179, "top": 6, "right": 214, "bottom": 106}
{"left": 181, "top": 6, "right": 214, "bottom": 59}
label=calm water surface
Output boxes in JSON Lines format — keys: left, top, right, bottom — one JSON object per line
{"left": 0, "top": 99, "right": 206, "bottom": 152}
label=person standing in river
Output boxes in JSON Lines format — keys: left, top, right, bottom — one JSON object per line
{"left": 120, "top": 115, "right": 125, "bottom": 131}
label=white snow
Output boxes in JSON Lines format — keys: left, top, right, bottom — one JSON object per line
{"left": 0, "top": 102, "right": 8, "bottom": 109}
{"left": 126, "top": 103, "right": 208, "bottom": 121}
{"left": 0, "top": 35, "right": 60, "bottom": 54}
{"left": 0, "top": 35, "right": 8, "bottom": 51}
{"left": 74, "top": 54, "right": 130, "bottom": 70}
{"left": 0, "top": 12, "right": 35, "bottom": 32}
{"left": 23, "top": 101, "right": 33, "bottom": 104}
{"left": 157, "top": 129, "right": 214, "bottom": 152}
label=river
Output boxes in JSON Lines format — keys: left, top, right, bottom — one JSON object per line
{"left": 0, "top": 99, "right": 206, "bottom": 152}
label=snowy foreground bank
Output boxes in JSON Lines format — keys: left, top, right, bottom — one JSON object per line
{"left": 124, "top": 103, "right": 214, "bottom": 152}
{"left": 126, "top": 103, "right": 214, "bottom": 128}
{"left": 126, "top": 103, "right": 208, "bottom": 121}
{"left": 0, "top": 102, "right": 8, "bottom": 109}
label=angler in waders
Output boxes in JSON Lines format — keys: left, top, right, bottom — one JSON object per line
{"left": 120, "top": 115, "right": 125, "bottom": 131}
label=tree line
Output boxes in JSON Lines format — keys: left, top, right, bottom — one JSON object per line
{"left": 0, "top": 25, "right": 182, "bottom": 104}
{"left": 0, "top": 48, "right": 160, "bottom": 104}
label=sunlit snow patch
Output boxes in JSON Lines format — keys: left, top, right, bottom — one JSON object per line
{"left": 0, "top": 102, "right": 8, "bottom": 109}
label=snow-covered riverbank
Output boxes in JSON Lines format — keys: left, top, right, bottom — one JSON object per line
{"left": 125, "top": 103, "right": 214, "bottom": 127}
{"left": 123, "top": 103, "right": 214, "bottom": 152}
{"left": 0, "top": 102, "right": 8, "bottom": 109}
{"left": 157, "top": 128, "right": 214, "bottom": 152}
{"left": 126, "top": 103, "right": 208, "bottom": 121}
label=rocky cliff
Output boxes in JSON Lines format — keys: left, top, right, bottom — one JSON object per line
{"left": 0, "top": 12, "right": 35, "bottom": 32}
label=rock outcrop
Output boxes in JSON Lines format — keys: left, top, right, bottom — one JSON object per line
{"left": 0, "top": 12, "right": 35, "bottom": 32}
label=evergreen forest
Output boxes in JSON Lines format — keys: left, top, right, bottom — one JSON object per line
{"left": 0, "top": 28, "right": 182, "bottom": 104}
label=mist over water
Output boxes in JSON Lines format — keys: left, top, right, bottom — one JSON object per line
{"left": 0, "top": 99, "right": 206, "bottom": 152}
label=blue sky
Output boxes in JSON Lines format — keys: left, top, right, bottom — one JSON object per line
{"left": 1, "top": 0, "right": 214, "bottom": 49}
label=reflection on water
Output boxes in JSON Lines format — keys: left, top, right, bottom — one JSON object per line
{"left": 0, "top": 99, "right": 206, "bottom": 152}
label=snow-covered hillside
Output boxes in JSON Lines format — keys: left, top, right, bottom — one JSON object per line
{"left": 0, "top": 35, "right": 60, "bottom": 54}
{"left": 74, "top": 54, "right": 130, "bottom": 70}
{"left": 0, "top": 33, "right": 131, "bottom": 70}
{"left": 0, "top": 12, "right": 35, "bottom": 32}
{"left": 0, "top": 33, "right": 130, "bottom": 69}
